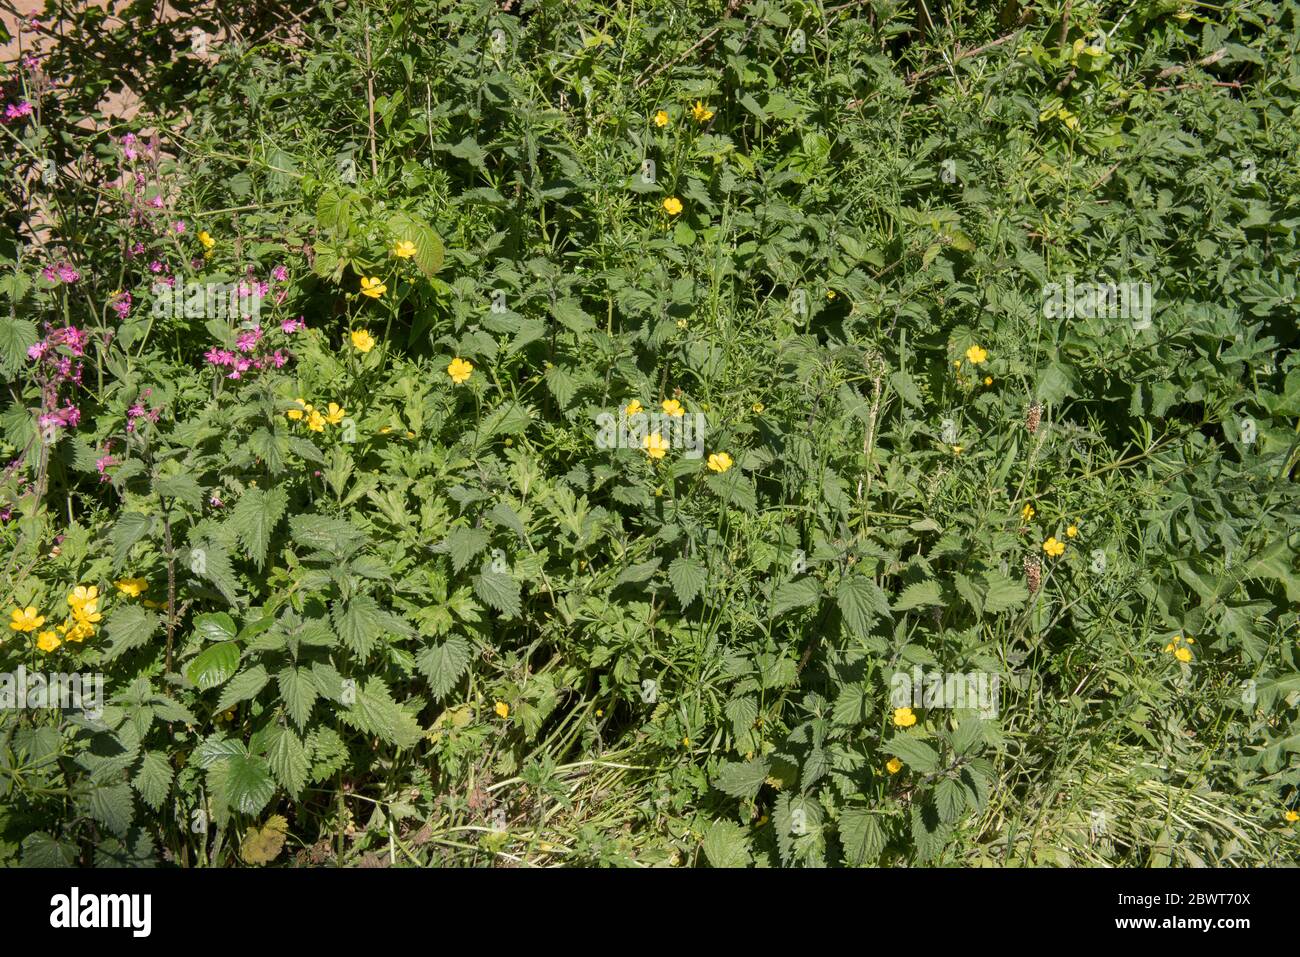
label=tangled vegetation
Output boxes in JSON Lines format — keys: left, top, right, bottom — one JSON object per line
{"left": 1, "top": 0, "right": 1298, "bottom": 867}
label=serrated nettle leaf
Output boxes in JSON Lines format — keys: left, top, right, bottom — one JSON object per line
{"left": 229, "top": 486, "right": 288, "bottom": 570}
{"left": 893, "top": 579, "right": 944, "bottom": 612}
{"left": 713, "top": 757, "right": 770, "bottom": 801}
{"left": 701, "top": 819, "right": 752, "bottom": 868}
{"left": 472, "top": 570, "right": 521, "bottom": 618}
{"left": 885, "top": 735, "right": 941, "bottom": 773}
{"left": 837, "top": 573, "right": 890, "bottom": 635}
{"left": 667, "top": 555, "right": 708, "bottom": 606}
{"left": 772, "top": 576, "right": 821, "bottom": 617}
{"left": 278, "top": 666, "right": 320, "bottom": 729}
{"left": 415, "top": 635, "right": 472, "bottom": 699}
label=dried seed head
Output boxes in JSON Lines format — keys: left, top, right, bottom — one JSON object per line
{"left": 1024, "top": 555, "right": 1042, "bottom": 594}
{"left": 1026, "top": 402, "right": 1043, "bottom": 435}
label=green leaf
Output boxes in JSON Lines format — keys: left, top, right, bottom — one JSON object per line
{"left": 935, "top": 776, "right": 967, "bottom": 823}
{"left": 713, "top": 757, "right": 770, "bottom": 801}
{"left": 263, "top": 723, "right": 309, "bottom": 799}
{"left": 193, "top": 612, "right": 238, "bottom": 644}
{"left": 109, "top": 513, "right": 153, "bottom": 571}
{"left": 772, "top": 576, "right": 821, "bottom": 617}
{"left": 132, "top": 752, "right": 174, "bottom": 812}
{"left": 103, "top": 605, "right": 161, "bottom": 662}
{"left": 229, "top": 487, "right": 288, "bottom": 570}
{"left": 289, "top": 513, "right": 366, "bottom": 554}
{"left": 210, "top": 753, "right": 276, "bottom": 818}
{"left": 277, "top": 667, "right": 319, "bottom": 729}
{"left": 156, "top": 474, "right": 204, "bottom": 510}
{"left": 885, "top": 735, "right": 940, "bottom": 773}
{"left": 340, "top": 678, "right": 422, "bottom": 749}
{"left": 215, "top": 665, "right": 270, "bottom": 712}
{"left": 21, "top": 832, "right": 76, "bottom": 867}
{"left": 446, "top": 526, "right": 490, "bottom": 574}
{"left": 186, "top": 641, "right": 241, "bottom": 691}
{"left": 668, "top": 555, "right": 708, "bottom": 607}
{"left": 701, "top": 819, "right": 752, "bottom": 868}
{"left": 85, "top": 783, "right": 134, "bottom": 838}
{"left": 982, "top": 570, "right": 1028, "bottom": 614}
{"left": 415, "top": 635, "right": 472, "bottom": 699}
{"left": 837, "top": 574, "right": 890, "bottom": 635}
{"left": 839, "top": 808, "right": 885, "bottom": 866}
{"left": 333, "top": 595, "right": 385, "bottom": 658}
{"left": 893, "top": 579, "right": 943, "bottom": 612}
{"left": 472, "top": 570, "right": 521, "bottom": 618}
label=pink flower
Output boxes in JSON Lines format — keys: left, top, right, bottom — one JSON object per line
{"left": 271, "top": 350, "right": 289, "bottom": 368}
{"left": 95, "top": 454, "right": 117, "bottom": 481}
{"left": 149, "top": 260, "right": 163, "bottom": 273}
{"left": 3, "top": 101, "right": 33, "bottom": 122}
{"left": 281, "top": 317, "right": 305, "bottom": 334}
{"left": 172, "top": 220, "right": 186, "bottom": 234}
{"left": 235, "top": 327, "right": 262, "bottom": 353}
{"left": 148, "top": 195, "right": 164, "bottom": 208}
{"left": 272, "top": 265, "right": 288, "bottom": 282}
{"left": 27, "top": 342, "right": 47, "bottom": 361}
{"left": 209, "top": 494, "right": 223, "bottom": 508}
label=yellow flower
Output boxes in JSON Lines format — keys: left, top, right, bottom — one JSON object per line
{"left": 494, "top": 701, "right": 509, "bottom": 719}
{"left": 893, "top": 707, "right": 917, "bottom": 728}
{"left": 1286, "top": 810, "right": 1299, "bottom": 823}
{"left": 63, "top": 616, "right": 94, "bottom": 642}
{"left": 827, "top": 290, "right": 836, "bottom": 300}
{"left": 661, "top": 398, "right": 684, "bottom": 417}
{"left": 707, "top": 452, "right": 733, "bottom": 474}
{"left": 653, "top": 110, "right": 670, "bottom": 127}
{"left": 1043, "top": 537, "right": 1066, "bottom": 557}
{"left": 392, "top": 240, "right": 417, "bottom": 259}
{"left": 623, "top": 399, "right": 643, "bottom": 416}
{"left": 1174, "top": 646, "right": 1192, "bottom": 663}
{"left": 306, "top": 409, "right": 326, "bottom": 432}
{"left": 676, "top": 318, "right": 688, "bottom": 330}
{"left": 984, "top": 376, "right": 993, "bottom": 386}
{"left": 595, "top": 709, "right": 604, "bottom": 717}
{"left": 691, "top": 101, "right": 714, "bottom": 123}
{"left": 1021, "top": 503, "right": 1035, "bottom": 521}
{"left": 198, "top": 230, "right": 215, "bottom": 250}
{"left": 447, "top": 357, "right": 474, "bottom": 384}
{"left": 886, "top": 757, "right": 903, "bottom": 775}
{"left": 643, "top": 431, "right": 670, "bottom": 460}
{"left": 286, "top": 397, "right": 308, "bottom": 421}
{"left": 351, "top": 329, "right": 376, "bottom": 353}
{"left": 965, "top": 345, "right": 988, "bottom": 365}
{"left": 663, "top": 196, "right": 683, "bottom": 216}
{"left": 1066, "top": 523, "right": 1079, "bottom": 538}
{"left": 67, "top": 585, "right": 99, "bottom": 613}
{"left": 324, "top": 402, "right": 346, "bottom": 426}
{"left": 359, "top": 276, "right": 386, "bottom": 299}
{"left": 10, "top": 606, "right": 45, "bottom": 633}
{"left": 752, "top": 402, "right": 765, "bottom": 414}
{"left": 115, "top": 578, "right": 148, "bottom": 598}
{"left": 682, "top": 737, "right": 691, "bottom": 747}
{"left": 36, "top": 630, "right": 61, "bottom": 653}
{"left": 951, "top": 445, "right": 964, "bottom": 454}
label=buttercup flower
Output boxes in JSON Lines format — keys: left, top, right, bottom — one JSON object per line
{"left": 707, "top": 452, "right": 733, "bottom": 474}
{"left": 115, "top": 578, "right": 148, "bottom": 598}
{"left": 198, "top": 230, "right": 215, "bottom": 250}
{"left": 494, "top": 701, "right": 510, "bottom": 719}
{"left": 36, "top": 630, "right": 61, "bottom": 653}
{"left": 392, "top": 240, "right": 417, "bottom": 259}
{"left": 893, "top": 707, "right": 917, "bottom": 728}
{"left": 351, "top": 329, "right": 376, "bottom": 353}
{"left": 752, "top": 402, "right": 765, "bottom": 414}
{"left": 1021, "top": 503, "right": 1035, "bottom": 521}
{"left": 661, "top": 399, "right": 684, "bottom": 417}
{"left": 624, "top": 399, "right": 643, "bottom": 416}
{"left": 691, "top": 101, "right": 714, "bottom": 122}
{"left": 447, "top": 357, "right": 474, "bottom": 384}
{"left": 952, "top": 445, "right": 964, "bottom": 454}
{"left": 965, "top": 345, "right": 988, "bottom": 365}
{"left": 325, "top": 402, "right": 346, "bottom": 426}
{"left": 68, "top": 585, "right": 99, "bottom": 612}
{"left": 359, "top": 276, "right": 386, "bottom": 299}
{"left": 886, "top": 758, "right": 903, "bottom": 774}
{"left": 10, "top": 606, "right": 45, "bottom": 632}
{"left": 663, "top": 197, "right": 683, "bottom": 216}
{"left": 307, "top": 408, "right": 326, "bottom": 432}
{"left": 654, "top": 110, "right": 670, "bottom": 127}
{"left": 984, "top": 376, "right": 993, "bottom": 386}
{"left": 287, "top": 398, "right": 308, "bottom": 421}
{"left": 1286, "top": 810, "right": 1299, "bottom": 823}
{"left": 1043, "top": 537, "right": 1066, "bottom": 557}
{"left": 1066, "top": 523, "right": 1079, "bottom": 538}
{"left": 643, "top": 431, "right": 670, "bottom": 460}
